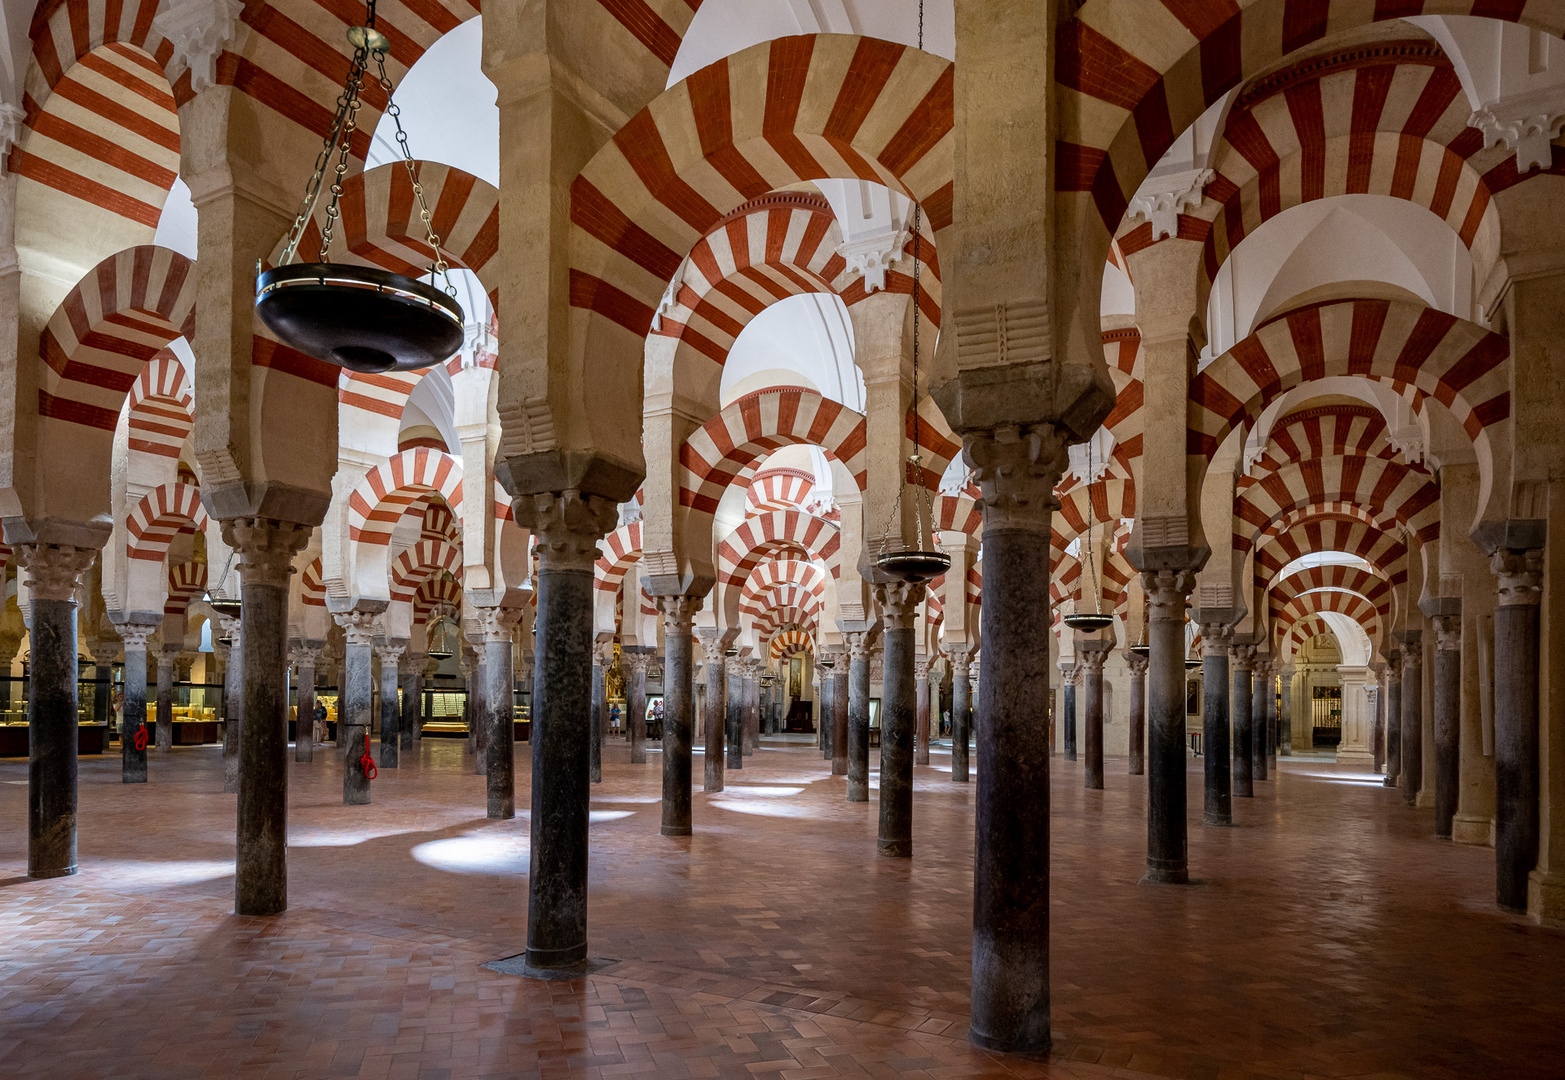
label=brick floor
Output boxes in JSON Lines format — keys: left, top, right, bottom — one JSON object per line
{"left": 0, "top": 736, "right": 1561, "bottom": 1079}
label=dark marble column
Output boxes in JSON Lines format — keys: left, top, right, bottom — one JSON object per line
{"left": 591, "top": 641, "right": 613, "bottom": 783}
{"left": 1370, "top": 663, "right": 1386, "bottom": 772}
{"left": 291, "top": 643, "right": 320, "bottom": 763}
{"left": 155, "top": 648, "right": 177, "bottom": 753}
{"left": 1078, "top": 643, "right": 1108, "bottom": 791}
{"left": 846, "top": 631, "right": 872, "bottom": 801}
{"left": 701, "top": 635, "right": 726, "bottom": 791}
{"left": 1231, "top": 646, "right": 1255, "bottom": 798}
{"left": 1196, "top": 623, "right": 1231, "bottom": 825}
{"left": 1265, "top": 663, "right": 1278, "bottom": 771}
{"left": 1279, "top": 667, "right": 1294, "bottom": 756}
{"left": 334, "top": 656, "right": 347, "bottom": 750}
{"left": 477, "top": 606, "right": 520, "bottom": 819}
{"left": 225, "top": 519, "right": 311, "bottom": 915}
{"left": 1397, "top": 631, "right": 1423, "bottom": 808}
{"left": 817, "top": 660, "right": 834, "bottom": 761}
{"left": 400, "top": 652, "right": 424, "bottom": 752}
{"left": 1061, "top": 665, "right": 1077, "bottom": 761}
{"left": 626, "top": 649, "right": 649, "bottom": 764}
{"left": 118, "top": 625, "right": 156, "bottom": 784}
{"left": 1432, "top": 615, "right": 1461, "bottom": 838}
{"left": 220, "top": 617, "right": 243, "bottom": 794}
{"left": 21, "top": 545, "right": 98, "bottom": 879}
{"left": 826, "top": 656, "right": 845, "bottom": 774}
{"left": 1384, "top": 653, "right": 1403, "bottom": 789}
{"left": 746, "top": 659, "right": 763, "bottom": 755}
{"left": 655, "top": 597, "right": 699, "bottom": 835}
{"left": 1125, "top": 651, "right": 1148, "bottom": 776}
{"left": 875, "top": 581, "right": 923, "bottom": 857}
{"left": 460, "top": 648, "right": 475, "bottom": 762}
{"left": 520, "top": 491, "right": 617, "bottom": 974}
{"left": 473, "top": 645, "right": 491, "bottom": 777}
{"left": 726, "top": 654, "right": 744, "bottom": 770}
{"left": 336, "top": 612, "right": 378, "bottom": 806}
{"left": 1490, "top": 547, "right": 1542, "bottom": 912}
{"left": 1143, "top": 570, "right": 1195, "bottom": 884}
{"left": 914, "top": 656, "right": 931, "bottom": 766}
{"left": 949, "top": 647, "right": 972, "bottom": 783}
{"left": 1251, "top": 660, "right": 1269, "bottom": 782}
{"left": 376, "top": 641, "right": 403, "bottom": 769}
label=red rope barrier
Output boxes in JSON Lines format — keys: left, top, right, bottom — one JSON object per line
{"left": 360, "top": 731, "right": 377, "bottom": 781}
{"left": 133, "top": 724, "right": 148, "bottom": 752}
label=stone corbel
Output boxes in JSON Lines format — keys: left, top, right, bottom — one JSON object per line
{"left": 154, "top": 0, "right": 245, "bottom": 94}
{"left": 1469, "top": 103, "right": 1565, "bottom": 174}
{"left": 836, "top": 223, "right": 911, "bottom": 294}
{"left": 1127, "top": 168, "right": 1213, "bottom": 242}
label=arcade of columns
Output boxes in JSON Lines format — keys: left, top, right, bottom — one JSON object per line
{"left": 2, "top": 0, "right": 1565, "bottom": 1058}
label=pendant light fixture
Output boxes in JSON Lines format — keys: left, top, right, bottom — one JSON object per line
{"left": 872, "top": 0, "right": 950, "bottom": 587}
{"left": 1062, "top": 439, "right": 1113, "bottom": 632}
{"left": 1130, "top": 600, "right": 1150, "bottom": 659}
{"left": 427, "top": 614, "right": 455, "bottom": 661}
{"left": 203, "top": 548, "right": 241, "bottom": 619}
{"left": 254, "top": 0, "right": 464, "bottom": 374}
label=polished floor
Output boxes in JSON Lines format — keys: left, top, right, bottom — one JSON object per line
{"left": 1, "top": 733, "right": 1561, "bottom": 1079}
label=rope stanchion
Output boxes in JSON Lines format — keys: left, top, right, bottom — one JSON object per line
{"left": 359, "top": 731, "right": 377, "bottom": 781}
{"left": 133, "top": 724, "right": 148, "bottom": 752}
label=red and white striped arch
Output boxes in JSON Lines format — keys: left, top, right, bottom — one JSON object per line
{"left": 38, "top": 245, "right": 196, "bottom": 436}
{"left": 1274, "top": 590, "right": 1383, "bottom": 651}
{"left": 680, "top": 389, "right": 867, "bottom": 526}
{"left": 1255, "top": 405, "right": 1394, "bottom": 464}
{"left": 741, "top": 558, "right": 828, "bottom": 611}
{"left": 1282, "top": 615, "right": 1348, "bottom": 660}
{"left": 594, "top": 522, "right": 644, "bottom": 595}
{"left": 300, "top": 556, "right": 327, "bottom": 608}
{"left": 390, "top": 540, "right": 464, "bottom": 603}
{"left": 414, "top": 574, "right": 464, "bottom": 624}
{"left": 769, "top": 628, "right": 815, "bottom": 660}
{"left": 1253, "top": 512, "right": 1410, "bottom": 593}
{"left": 743, "top": 583, "right": 824, "bottom": 628}
{"left": 125, "top": 482, "right": 207, "bottom": 562}
{"left": 164, "top": 560, "right": 207, "bottom": 616}
{"left": 745, "top": 467, "right": 815, "bottom": 516}
{"left": 933, "top": 491, "right": 983, "bottom": 538}
{"left": 715, "top": 510, "right": 840, "bottom": 591}
{"left": 346, "top": 449, "right": 464, "bottom": 546}
{"left": 1269, "top": 564, "right": 1392, "bottom": 626}
{"left": 125, "top": 349, "right": 193, "bottom": 459}
{"left": 1235, "top": 454, "right": 1440, "bottom": 551}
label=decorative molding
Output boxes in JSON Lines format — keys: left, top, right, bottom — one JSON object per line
{"left": 836, "top": 224, "right": 910, "bottom": 294}
{"left": 154, "top": 0, "right": 245, "bottom": 94}
{"left": 1470, "top": 103, "right": 1565, "bottom": 174}
{"left": 952, "top": 300, "right": 1051, "bottom": 368}
{"left": 1127, "top": 168, "right": 1212, "bottom": 242}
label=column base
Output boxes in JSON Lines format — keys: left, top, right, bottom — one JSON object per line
{"left": 968, "top": 1027, "right": 1050, "bottom": 1054}
{"left": 1527, "top": 869, "right": 1565, "bottom": 926}
{"left": 660, "top": 825, "right": 692, "bottom": 837}
{"left": 28, "top": 866, "right": 77, "bottom": 879}
{"left": 1416, "top": 791, "right": 1435, "bottom": 809}
{"left": 1452, "top": 813, "right": 1493, "bottom": 846}
{"left": 1382, "top": 774, "right": 1398, "bottom": 788}
{"left": 877, "top": 839, "right": 912, "bottom": 858}
{"left": 1141, "top": 866, "right": 1190, "bottom": 886}
{"left": 1203, "top": 814, "right": 1232, "bottom": 827}
{"left": 1334, "top": 748, "right": 1374, "bottom": 767}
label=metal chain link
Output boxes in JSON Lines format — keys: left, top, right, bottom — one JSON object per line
{"left": 373, "top": 48, "right": 455, "bottom": 295}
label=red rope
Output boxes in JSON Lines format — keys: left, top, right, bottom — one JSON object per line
{"left": 360, "top": 731, "right": 377, "bottom": 781}
{"left": 133, "top": 724, "right": 148, "bottom": 752}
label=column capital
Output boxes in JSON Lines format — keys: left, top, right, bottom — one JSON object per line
{"left": 968, "top": 657, "right": 981, "bottom": 681}
{"left": 946, "top": 644, "right": 972, "bottom": 666}
{"left": 472, "top": 604, "right": 523, "bottom": 644}
{"left": 1195, "top": 621, "right": 1233, "bottom": 650}
{"left": 220, "top": 518, "right": 312, "bottom": 590}
{"left": 874, "top": 579, "right": 926, "bottom": 629}
{"left": 1077, "top": 646, "right": 1109, "bottom": 674}
{"left": 1123, "top": 651, "right": 1150, "bottom": 676}
{"left": 1140, "top": 569, "right": 1196, "bottom": 621}
{"left": 1230, "top": 644, "right": 1256, "bottom": 671}
{"left": 17, "top": 543, "right": 97, "bottom": 602}
{"left": 288, "top": 641, "right": 324, "bottom": 667}
{"left": 374, "top": 639, "right": 407, "bottom": 665}
{"left": 623, "top": 649, "right": 652, "bottom": 674}
{"left": 117, "top": 622, "right": 159, "bottom": 650}
{"left": 845, "top": 630, "right": 874, "bottom": 661}
{"left": 333, "top": 610, "right": 381, "bottom": 646}
{"left": 515, "top": 491, "right": 619, "bottom": 573}
{"left": 1433, "top": 615, "right": 1461, "bottom": 651}
{"left": 1491, "top": 547, "right": 1543, "bottom": 606}
{"left": 698, "top": 632, "right": 730, "bottom": 663}
{"left": 654, "top": 593, "right": 702, "bottom": 631}
{"left": 913, "top": 655, "right": 931, "bottom": 680}
{"left": 962, "top": 424, "right": 1071, "bottom": 533}
{"left": 593, "top": 639, "right": 617, "bottom": 667}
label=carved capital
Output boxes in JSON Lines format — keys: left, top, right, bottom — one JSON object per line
{"left": 963, "top": 424, "right": 1071, "bottom": 533}
{"left": 655, "top": 594, "right": 701, "bottom": 634}
{"left": 968, "top": 658, "right": 980, "bottom": 681}
{"left": 18, "top": 543, "right": 97, "bottom": 603}
{"left": 375, "top": 639, "right": 406, "bottom": 665}
{"left": 623, "top": 650, "right": 651, "bottom": 675}
{"left": 845, "top": 630, "right": 873, "bottom": 661}
{"left": 1141, "top": 569, "right": 1196, "bottom": 621}
{"left": 516, "top": 491, "right": 619, "bottom": 573}
{"left": 333, "top": 610, "right": 381, "bottom": 647}
{"left": 913, "top": 656, "right": 930, "bottom": 680}
{"left": 289, "top": 644, "right": 322, "bottom": 668}
{"left": 118, "top": 622, "right": 159, "bottom": 651}
{"left": 1491, "top": 548, "right": 1543, "bottom": 607}
{"left": 1123, "top": 652, "right": 1150, "bottom": 676}
{"left": 1230, "top": 644, "right": 1256, "bottom": 671}
{"left": 1196, "top": 622, "right": 1233, "bottom": 651}
{"left": 947, "top": 645, "right": 971, "bottom": 669}
{"left": 874, "top": 579, "right": 926, "bottom": 629}
{"left": 472, "top": 604, "right": 523, "bottom": 644}
{"left": 220, "top": 518, "right": 311, "bottom": 590}
{"left": 219, "top": 616, "right": 242, "bottom": 643}
{"left": 1077, "top": 647, "right": 1109, "bottom": 675}
{"left": 1433, "top": 615, "right": 1461, "bottom": 652}
{"left": 154, "top": 0, "right": 244, "bottom": 93}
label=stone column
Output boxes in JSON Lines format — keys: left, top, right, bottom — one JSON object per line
{"left": 1196, "top": 623, "right": 1232, "bottom": 825}
{"left": 155, "top": 647, "right": 177, "bottom": 753}
{"left": 1078, "top": 643, "right": 1109, "bottom": 791}
{"left": 1061, "top": 664, "right": 1077, "bottom": 761}
{"left": 846, "top": 630, "right": 873, "bottom": 801}
{"left": 725, "top": 653, "right": 744, "bottom": 770}
{"left": 220, "top": 617, "right": 243, "bottom": 793}
{"left": 1334, "top": 666, "right": 1375, "bottom": 767}
{"left": 1397, "top": 631, "right": 1423, "bottom": 807}
{"left": 1431, "top": 615, "right": 1460, "bottom": 839}
{"left": 625, "top": 649, "right": 650, "bottom": 764}
{"left": 655, "top": 597, "right": 699, "bottom": 835}
{"left": 291, "top": 643, "right": 321, "bottom": 763}
{"left": 1126, "top": 651, "right": 1149, "bottom": 776}
{"left": 1385, "top": 653, "right": 1403, "bottom": 789}
{"left": 476, "top": 606, "right": 521, "bottom": 819}
{"left": 1491, "top": 547, "right": 1543, "bottom": 912}
{"left": 1279, "top": 667, "right": 1295, "bottom": 756}
{"left": 225, "top": 519, "right": 311, "bottom": 916}
{"left": 460, "top": 646, "right": 478, "bottom": 763}
{"left": 117, "top": 624, "right": 157, "bottom": 784}
{"left": 520, "top": 491, "right": 618, "bottom": 974}
{"left": 1265, "top": 662, "right": 1278, "bottom": 771}
{"left": 375, "top": 641, "right": 404, "bottom": 770}
{"left": 1371, "top": 663, "right": 1386, "bottom": 773}
{"left": 400, "top": 652, "right": 425, "bottom": 751}
{"left": 1144, "top": 570, "right": 1196, "bottom": 884}
{"left": 816, "top": 657, "right": 834, "bottom": 761}
{"left": 914, "top": 656, "right": 931, "bottom": 766}
{"left": 1231, "top": 645, "right": 1256, "bottom": 798}
{"left": 590, "top": 640, "right": 613, "bottom": 783}
{"left": 746, "top": 658, "right": 764, "bottom": 755}
{"left": 19, "top": 544, "right": 98, "bottom": 879}
{"left": 700, "top": 635, "right": 726, "bottom": 792}
{"left": 875, "top": 580, "right": 924, "bottom": 857}
{"left": 949, "top": 647, "right": 972, "bottom": 783}
{"left": 335, "top": 611, "right": 378, "bottom": 806}
{"left": 831, "top": 655, "right": 849, "bottom": 775}
{"left": 1252, "top": 660, "right": 1269, "bottom": 783}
